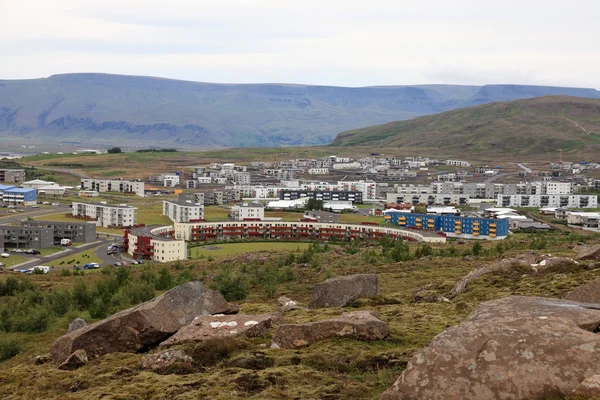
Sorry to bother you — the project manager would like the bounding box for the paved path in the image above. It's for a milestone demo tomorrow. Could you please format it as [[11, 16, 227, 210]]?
[[560, 117, 593, 136], [516, 163, 532, 173], [0, 205, 71, 224]]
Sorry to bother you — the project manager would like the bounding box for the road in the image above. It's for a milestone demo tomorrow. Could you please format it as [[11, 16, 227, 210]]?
[[0, 205, 71, 224], [516, 163, 532, 173], [483, 172, 518, 183], [29, 166, 90, 179]]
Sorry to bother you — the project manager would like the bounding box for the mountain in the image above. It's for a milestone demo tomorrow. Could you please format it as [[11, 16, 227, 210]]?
[[331, 96, 600, 155], [0, 73, 599, 148]]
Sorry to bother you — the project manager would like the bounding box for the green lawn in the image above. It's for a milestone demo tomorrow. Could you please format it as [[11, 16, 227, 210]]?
[[204, 206, 231, 221], [337, 214, 384, 224], [265, 211, 304, 221], [0, 255, 29, 268], [46, 247, 104, 268], [38, 247, 66, 257], [34, 213, 124, 234], [189, 242, 310, 259]]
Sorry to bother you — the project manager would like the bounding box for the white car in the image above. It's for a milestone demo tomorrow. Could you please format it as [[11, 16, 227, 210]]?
[[0, 253, 9, 258], [51, 203, 59, 206]]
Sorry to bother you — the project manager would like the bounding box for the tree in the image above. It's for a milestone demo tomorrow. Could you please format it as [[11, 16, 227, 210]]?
[[107, 147, 122, 154], [305, 198, 324, 211], [472, 241, 483, 256]]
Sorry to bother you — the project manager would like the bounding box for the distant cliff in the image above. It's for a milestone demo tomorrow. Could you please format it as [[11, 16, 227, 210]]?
[[1, 73, 598, 147]]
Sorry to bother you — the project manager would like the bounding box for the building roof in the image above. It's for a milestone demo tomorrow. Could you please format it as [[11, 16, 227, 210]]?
[[24, 179, 55, 185], [0, 184, 16, 191], [129, 225, 173, 241], [4, 187, 37, 193], [73, 201, 136, 209], [38, 185, 66, 190]]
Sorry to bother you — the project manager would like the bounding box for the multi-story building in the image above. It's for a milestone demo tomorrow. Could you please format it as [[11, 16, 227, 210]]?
[[229, 203, 265, 220], [163, 200, 204, 223], [386, 212, 509, 239], [21, 220, 96, 243], [233, 172, 251, 185], [80, 179, 145, 197], [0, 169, 25, 183], [72, 202, 137, 228], [302, 181, 377, 201], [386, 192, 470, 206], [280, 190, 363, 204], [163, 174, 180, 187], [497, 194, 597, 209], [0, 225, 54, 249], [1, 187, 37, 206], [308, 168, 330, 175], [304, 210, 339, 223], [124, 225, 187, 263]]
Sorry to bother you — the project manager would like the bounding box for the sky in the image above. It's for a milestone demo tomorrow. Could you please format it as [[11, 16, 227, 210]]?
[[1, 0, 599, 88]]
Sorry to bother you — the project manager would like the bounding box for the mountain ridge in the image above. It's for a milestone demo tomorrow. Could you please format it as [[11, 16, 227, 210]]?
[[1, 73, 599, 147], [331, 95, 600, 155]]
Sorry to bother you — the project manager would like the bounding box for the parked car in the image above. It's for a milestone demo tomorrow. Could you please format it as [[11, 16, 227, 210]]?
[[83, 263, 100, 269], [23, 249, 40, 255], [42, 202, 50, 205], [0, 263, 5, 267], [27, 266, 50, 274], [131, 260, 139, 265], [113, 261, 122, 266], [60, 239, 72, 246], [51, 203, 59, 206], [0, 253, 9, 258], [31, 205, 39, 208]]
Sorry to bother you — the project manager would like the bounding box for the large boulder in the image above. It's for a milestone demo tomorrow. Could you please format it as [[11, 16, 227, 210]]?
[[564, 277, 600, 304], [160, 313, 281, 348], [309, 274, 378, 308], [576, 244, 600, 261], [271, 310, 389, 349], [51, 281, 238, 365], [572, 375, 600, 398], [140, 349, 195, 374], [67, 318, 86, 332], [58, 349, 88, 370], [381, 296, 600, 400]]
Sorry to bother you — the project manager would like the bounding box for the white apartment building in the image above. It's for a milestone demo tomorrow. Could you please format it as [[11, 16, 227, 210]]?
[[302, 181, 378, 201], [81, 179, 145, 197], [387, 192, 470, 206], [308, 168, 330, 175], [72, 202, 137, 227], [233, 172, 251, 185], [446, 160, 471, 167], [332, 162, 361, 170], [163, 174, 180, 187], [197, 177, 212, 184], [163, 200, 205, 223], [497, 194, 597, 209], [544, 182, 572, 195], [229, 203, 265, 220]]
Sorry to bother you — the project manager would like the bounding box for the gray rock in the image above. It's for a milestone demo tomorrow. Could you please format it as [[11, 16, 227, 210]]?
[[572, 375, 600, 398], [309, 274, 378, 308], [576, 244, 600, 261], [51, 281, 238, 365], [140, 349, 195, 374], [58, 349, 88, 370], [278, 296, 304, 312], [564, 277, 600, 304], [160, 313, 281, 348], [67, 318, 86, 332], [272, 310, 389, 349], [382, 296, 600, 400]]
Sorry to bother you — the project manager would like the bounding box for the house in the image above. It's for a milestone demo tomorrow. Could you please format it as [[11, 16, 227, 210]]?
[[567, 212, 600, 228], [22, 179, 55, 189], [0, 169, 25, 183], [38, 184, 66, 196]]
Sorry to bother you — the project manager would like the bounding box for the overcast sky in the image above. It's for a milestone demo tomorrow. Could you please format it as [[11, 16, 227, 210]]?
[[1, 0, 599, 88]]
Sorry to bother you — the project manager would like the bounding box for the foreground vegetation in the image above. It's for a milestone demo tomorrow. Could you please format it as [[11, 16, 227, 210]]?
[[0, 229, 598, 399]]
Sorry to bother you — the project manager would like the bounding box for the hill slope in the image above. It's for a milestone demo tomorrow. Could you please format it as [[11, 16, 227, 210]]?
[[0, 73, 599, 147], [331, 96, 600, 154]]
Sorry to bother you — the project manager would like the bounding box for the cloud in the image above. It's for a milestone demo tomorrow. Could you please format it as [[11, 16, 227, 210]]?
[[0, 0, 598, 88]]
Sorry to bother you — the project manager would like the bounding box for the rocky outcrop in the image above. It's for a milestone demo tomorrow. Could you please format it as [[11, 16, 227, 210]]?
[[572, 375, 600, 398], [278, 296, 304, 312], [160, 313, 281, 348], [564, 277, 600, 304], [381, 296, 600, 400], [576, 244, 600, 261], [67, 318, 86, 332], [140, 350, 195, 374], [58, 349, 88, 370], [51, 281, 238, 365], [309, 274, 378, 308], [271, 310, 389, 349]]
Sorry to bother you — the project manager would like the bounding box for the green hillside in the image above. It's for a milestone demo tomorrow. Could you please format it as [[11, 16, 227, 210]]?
[[331, 96, 600, 154], [1, 73, 599, 148]]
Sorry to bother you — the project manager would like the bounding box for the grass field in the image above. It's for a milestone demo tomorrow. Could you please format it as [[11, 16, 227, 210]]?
[[47, 247, 104, 268], [189, 242, 310, 259], [0, 255, 29, 268], [136, 202, 172, 225], [338, 214, 384, 224], [204, 206, 231, 221]]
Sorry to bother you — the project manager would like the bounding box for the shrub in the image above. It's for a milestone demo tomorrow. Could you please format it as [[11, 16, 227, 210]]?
[[0, 339, 21, 362], [211, 268, 249, 301], [13, 308, 49, 333], [89, 298, 109, 319], [72, 279, 92, 310], [155, 267, 174, 291], [387, 241, 412, 262], [59, 269, 72, 277], [362, 249, 379, 264], [47, 289, 72, 317], [472, 241, 483, 256]]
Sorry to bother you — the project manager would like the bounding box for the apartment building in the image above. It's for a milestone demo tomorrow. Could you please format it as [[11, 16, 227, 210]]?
[[0, 225, 54, 249], [163, 174, 180, 187], [229, 203, 265, 220], [387, 192, 470, 206], [304, 211, 339, 223], [124, 225, 187, 263], [386, 212, 509, 239], [21, 220, 97, 243], [280, 190, 363, 203], [80, 179, 145, 197], [1, 187, 37, 206], [0, 169, 25, 183], [233, 172, 251, 185], [72, 202, 137, 228], [308, 168, 330, 175], [163, 200, 204, 223], [497, 194, 597, 209], [302, 181, 377, 201]]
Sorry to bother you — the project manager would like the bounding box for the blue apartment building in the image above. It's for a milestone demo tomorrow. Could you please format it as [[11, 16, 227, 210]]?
[[1, 187, 38, 206], [385, 212, 509, 239]]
